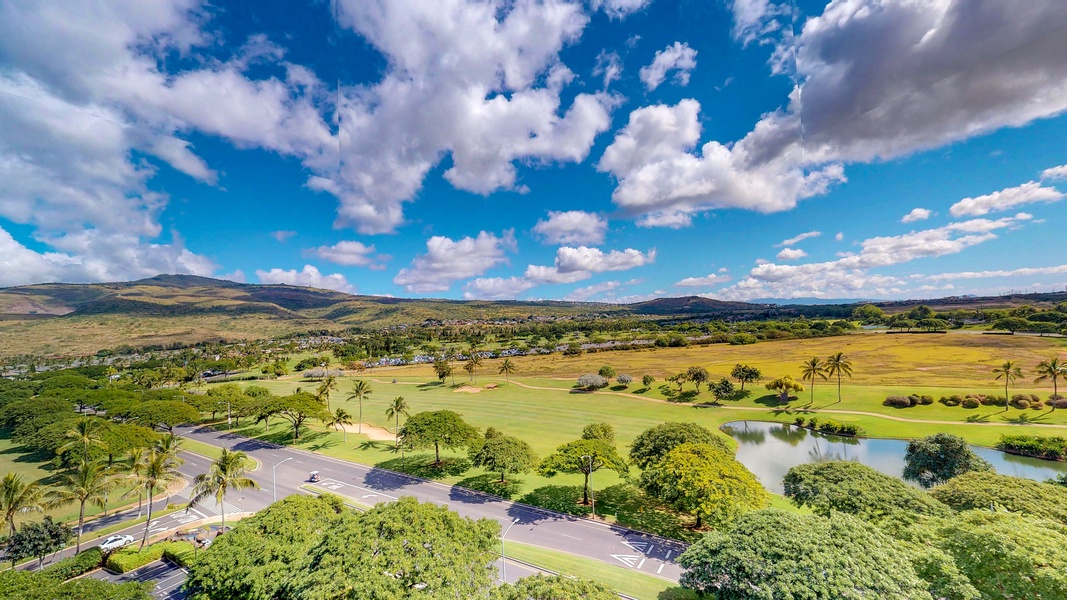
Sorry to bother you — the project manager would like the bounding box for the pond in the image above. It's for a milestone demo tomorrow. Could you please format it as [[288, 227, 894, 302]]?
[[722, 420, 1067, 494]]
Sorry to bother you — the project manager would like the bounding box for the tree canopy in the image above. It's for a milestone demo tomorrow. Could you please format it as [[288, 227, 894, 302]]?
[[902, 433, 992, 488], [930, 470, 1067, 524], [400, 410, 479, 465], [469, 429, 538, 483], [783, 461, 952, 522], [539, 437, 628, 505], [131, 400, 200, 433], [489, 574, 617, 600], [629, 422, 731, 469], [0, 570, 151, 600]]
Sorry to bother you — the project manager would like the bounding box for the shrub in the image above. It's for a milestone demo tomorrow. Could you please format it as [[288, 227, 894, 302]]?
[[575, 374, 608, 390], [818, 420, 861, 436], [1011, 398, 1031, 409], [641, 374, 655, 387], [39, 547, 102, 581], [1055, 399, 1067, 410], [939, 395, 962, 407], [883, 396, 912, 408], [106, 545, 165, 573], [161, 541, 197, 567], [794, 417, 806, 427], [961, 398, 980, 409], [1051, 394, 1065, 402], [616, 374, 633, 386], [807, 417, 819, 429], [918, 395, 934, 405], [997, 434, 1067, 460], [1031, 401, 1045, 410], [597, 366, 616, 379]]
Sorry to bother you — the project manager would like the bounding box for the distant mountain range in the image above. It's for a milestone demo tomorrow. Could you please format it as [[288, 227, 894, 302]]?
[[0, 274, 1064, 357]]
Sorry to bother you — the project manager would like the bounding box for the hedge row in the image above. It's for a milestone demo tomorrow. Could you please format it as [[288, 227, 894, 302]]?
[[997, 434, 1067, 461], [935, 393, 1064, 410], [161, 541, 197, 567], [105, 541, 195, 573], [39, 547, 102, 581], [793, 417, 862, 436], [883, 394, 934, 408]]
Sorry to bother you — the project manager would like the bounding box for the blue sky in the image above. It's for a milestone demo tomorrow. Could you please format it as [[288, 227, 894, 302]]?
[[1, 0, 1066, 302]]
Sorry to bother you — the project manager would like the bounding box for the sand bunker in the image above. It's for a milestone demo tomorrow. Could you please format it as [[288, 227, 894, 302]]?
[[337, 422, 395, 441], [453, 385, 483, 393]]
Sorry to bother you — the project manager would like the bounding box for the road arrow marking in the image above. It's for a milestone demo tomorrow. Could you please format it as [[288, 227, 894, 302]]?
[[611, 554, 640, 568], [622, 541, 650, 553]]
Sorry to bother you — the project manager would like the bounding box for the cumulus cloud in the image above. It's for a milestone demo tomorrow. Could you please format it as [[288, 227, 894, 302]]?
[[590, 0, 652, 18], [605, 1, 1067, 228], [1042, 164, 1067, 180], [593, 50, 623, 89], [729, 0, 793, 45], [255, 265, 356, 293], [393, 230, 516, 293], [271, 231, 297, 243], [926, 264, 1067, 281], [949, 182, 1064, 217], [553, 246, 656, 273], [533, 211, 608, 245], [330, 0, 616, 234], [775, 248, 807, 261], [310, 241, 387, 269], [462, 276, 536, 300], [715, 214, 1031, 300], [776, 231, 821, 247], [564, 280, 621, 301], [834, 232, 844, 241], [675, 273, 731, 288], [901, 208, 932, 223], [639, 42, 697, 91]]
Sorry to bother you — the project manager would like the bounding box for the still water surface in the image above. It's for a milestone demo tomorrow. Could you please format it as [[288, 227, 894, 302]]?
[[723, 420, 1067, 494]]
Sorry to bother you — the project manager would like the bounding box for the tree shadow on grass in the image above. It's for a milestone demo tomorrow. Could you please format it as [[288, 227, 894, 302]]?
[[453, 474, 523, 501], [374, 454, 472, 479], [1001, 413, 1049, 425], [965, 413, 992, 423], [515, 485, 591, 519], [754, 394, 790, 408], [307, 437, 340, 452], [658, 587, 699, 600], [417, 381, 445, 388]]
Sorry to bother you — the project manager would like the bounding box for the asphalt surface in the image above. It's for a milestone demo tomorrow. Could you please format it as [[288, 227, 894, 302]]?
[[90, 559, 190, 599], [174, 424, 687, 582]]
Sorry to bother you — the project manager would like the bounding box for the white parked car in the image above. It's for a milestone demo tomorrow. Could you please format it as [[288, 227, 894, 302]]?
[[99, 535, 135, 552]]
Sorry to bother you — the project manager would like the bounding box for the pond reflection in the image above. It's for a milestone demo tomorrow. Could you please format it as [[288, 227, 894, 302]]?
[[724, 420, 1067, 494]]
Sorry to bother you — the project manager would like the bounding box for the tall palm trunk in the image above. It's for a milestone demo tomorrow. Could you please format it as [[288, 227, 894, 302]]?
[[140, 484, 153, 550], [76, 502, 85, 553]]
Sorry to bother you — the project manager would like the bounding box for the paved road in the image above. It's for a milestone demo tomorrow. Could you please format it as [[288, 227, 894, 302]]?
[[174, 424, 687, 582], [90, 559, 190, 599]]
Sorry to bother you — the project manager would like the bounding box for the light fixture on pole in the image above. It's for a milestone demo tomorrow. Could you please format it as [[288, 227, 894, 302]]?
[[272, 457, 293, 503], [500, 518, 519, 583]]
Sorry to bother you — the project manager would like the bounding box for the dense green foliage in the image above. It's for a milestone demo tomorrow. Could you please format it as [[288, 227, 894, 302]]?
[[997, 434, 1067, 460], [538, 436, 629, 505], [105, 541, 193, 573], [400, 410, 480, 465], [489, 574, 617, 600], [4, 516, 71, 567], [628, 422, 730, 469], [0, 570, 151, 600], [38, 547, 103, 581], [903, 433, 993, 488], [930, 470, 1067, 524], [783, 461, 952, 522], [468, 428, 538, 482], [678, 509, 931, 599]]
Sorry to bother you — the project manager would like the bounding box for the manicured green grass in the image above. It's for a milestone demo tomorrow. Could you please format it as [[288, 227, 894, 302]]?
[[505, 541, 696, 600]]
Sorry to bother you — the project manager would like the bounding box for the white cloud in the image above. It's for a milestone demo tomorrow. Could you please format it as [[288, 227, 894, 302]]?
[[729, 0, 793, 45], [564, 280, 621, 302], [590, 0, 652, 18], [639, 42, 697, 91], [605, 1, 1067, 229], [255, 265, 356, 293], [901, 208, 932, 223], [715, 215, 1030, 300], [926, 264, 1067, 281], [775, 248, 808, 261], [393, 230, 516, 293], [330, 0, 615, 234], [949, 182, 1064, 217], [462, 276, 536, 300], [593, 50, 623, 89], [834, 232, 844, 241], [533, 211, 608, 245], [776, 231, 821, 247], [1042, 164, 1067, 180], [310, 241, 387, 269], [271, 231, 297, 243], [553, 246, 656, 273], [675, 273, 731, 288]]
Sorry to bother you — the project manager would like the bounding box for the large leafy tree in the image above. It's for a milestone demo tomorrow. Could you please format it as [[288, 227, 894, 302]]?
[[46, 460, 115, 553], [469, 428, 538, 482], [685, 366, 710, 393], [783, 461, 951, 523], [185, 495, 345, 600], [903, 433, 992, 488], [677, 509, 930, 599], [824, 352, 853, 404], [539, 437, 628, 506], [992, 360, 1023, 401], [640, 443, 766, 528], [764, 376, 803, 403], [4, 516, 72, 569], [930, 471, 1067, 524], [260, 392, 329, 443], [346, 379, 372, 434], [629, 422, 730, 470], [285, 497, 499, 598], [0, 473, 43, 536], [800, 357, 828, 404], [188, 449, 259, 531], [1036, 356, 1066, 399], [0, 570, 151, 599], [130, 400, 200, 434], [400, 410, 479, 466], [730, 364, 762, 391], [490, 575, 617, 600]]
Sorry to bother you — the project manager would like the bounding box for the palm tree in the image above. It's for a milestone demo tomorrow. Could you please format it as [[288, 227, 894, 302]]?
[[0, 473, 44, 536], [445, 348, 458, 386], [128, 448, 184, 549], [993, 360, 1023, 402], [800, 357, 828, 405], [385, 397, 410, 449], [465, 354, 483, 383], [325, 408, 355, 443], [824, 353, 854, 405], [346, 380, 372, 434], [187, 449, 259, 532], [154, 434, 185, 505], [498, 358, 516, 383], [47, 461, 114, 553], [316, 375, 339, 411], [1035, 357, 1067, 404], [56, 417, 108, 464], [121, 447, 150, 518]]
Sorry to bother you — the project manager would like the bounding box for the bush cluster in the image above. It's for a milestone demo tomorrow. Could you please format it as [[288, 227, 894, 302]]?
[[882, 394, 933, 408], [575, 374, 609, 390], [938, 393, 1055, 410], [39, 547, 102, 581], [997, 434, 1067, 461], [105, 541, 193, 573], [793, 417, 861, 436]]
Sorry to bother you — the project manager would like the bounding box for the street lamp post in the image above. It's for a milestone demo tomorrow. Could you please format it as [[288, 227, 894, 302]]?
[[218, 401, 231, 428], [500, 518, 519, 584], [272, 457, 293, 503], [581, 454, 595, 519]]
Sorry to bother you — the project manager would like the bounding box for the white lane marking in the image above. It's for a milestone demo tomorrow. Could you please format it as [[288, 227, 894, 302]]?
[[561, 533, 581, 540], [664, 550, 673, 560], [611, 554, 640, 568], [622, 541, 650, 553], [637, 557, 646, 570], [657, 563, 665, 574]]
